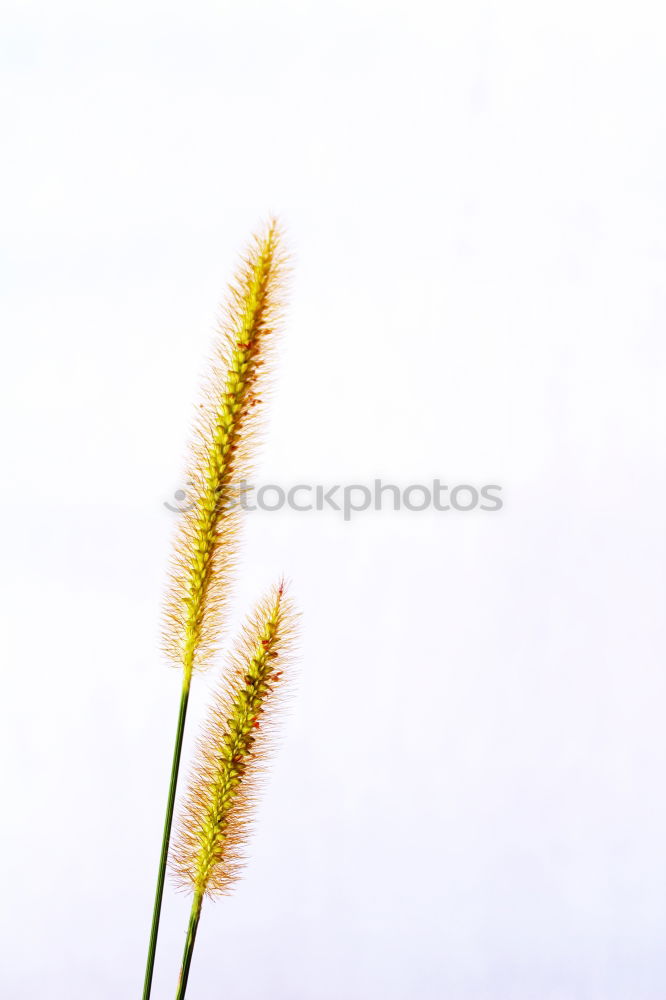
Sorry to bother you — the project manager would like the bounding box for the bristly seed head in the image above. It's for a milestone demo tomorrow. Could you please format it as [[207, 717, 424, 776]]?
[[163, 220, 288, 678], [170, 581, 298, 898]]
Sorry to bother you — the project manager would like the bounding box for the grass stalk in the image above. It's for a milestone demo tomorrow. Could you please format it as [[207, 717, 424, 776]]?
[[142, 675, 191, 1000], [174, 890, 204, 1000], [141, 220, 286, 997]]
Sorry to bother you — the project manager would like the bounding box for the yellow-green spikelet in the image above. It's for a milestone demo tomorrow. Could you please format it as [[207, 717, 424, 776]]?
[[171, 582, 297, 897], [164, 221, 287, 678]]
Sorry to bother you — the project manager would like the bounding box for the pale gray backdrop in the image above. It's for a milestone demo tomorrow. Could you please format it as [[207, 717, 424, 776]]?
[[1, 1, 665, 998]]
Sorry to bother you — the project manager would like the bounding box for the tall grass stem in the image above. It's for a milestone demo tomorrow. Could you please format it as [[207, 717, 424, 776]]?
[[175, 890, 203, 1000], [142, 676, 191, 1000]]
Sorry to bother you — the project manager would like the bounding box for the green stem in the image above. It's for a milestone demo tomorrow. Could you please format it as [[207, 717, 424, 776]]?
[[142, 674, 192, 1000], [175, 890, 204, 1000]]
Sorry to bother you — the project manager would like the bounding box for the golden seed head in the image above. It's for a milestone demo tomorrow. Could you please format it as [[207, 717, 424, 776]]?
[[170, 581, 298, 897], [163, 220, 288, 676]]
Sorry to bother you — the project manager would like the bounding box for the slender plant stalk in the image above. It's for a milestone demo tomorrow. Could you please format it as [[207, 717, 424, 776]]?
[[142, 221, 287, 999], [175, 890, 203, 1000], [142, 678, 191, 1000], [170, 582, 297, 996]]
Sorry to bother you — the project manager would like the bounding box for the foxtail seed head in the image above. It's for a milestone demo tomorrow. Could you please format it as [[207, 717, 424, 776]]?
[[170, 581, 297, 898], [163, 221, 287, 677]]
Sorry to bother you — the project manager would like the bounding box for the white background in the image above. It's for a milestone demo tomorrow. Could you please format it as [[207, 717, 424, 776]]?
[[2, 2, 665, 998]]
